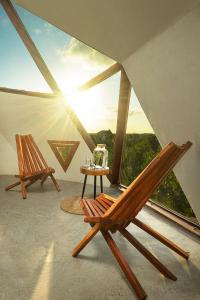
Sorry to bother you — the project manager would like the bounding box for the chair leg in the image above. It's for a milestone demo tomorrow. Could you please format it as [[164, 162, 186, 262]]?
[[20, 180, 27, 199], [81, 175, 87, 198], [101, 230, 147, 300], [94, 176, 96, 199], [72, 224, 100, 257], [50, 174, 60, 192], [100, 176, 103, 193], [5, 178, 27, 199], [132, 218, 189, 259], [120, 228, 177, 281], [5, 180, 21, 191], [40, 174, 48, 186]]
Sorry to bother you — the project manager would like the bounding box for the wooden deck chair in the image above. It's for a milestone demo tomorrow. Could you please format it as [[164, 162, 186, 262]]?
[[72, 141, 192, 300], [5, 134, 60, 199]]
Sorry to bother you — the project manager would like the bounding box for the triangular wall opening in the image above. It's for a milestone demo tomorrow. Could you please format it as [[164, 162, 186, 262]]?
[[120, 88, 196, 221], [48, 140, 80, 172], [15, 4, 115, 94], [0, 5, 51, 92]]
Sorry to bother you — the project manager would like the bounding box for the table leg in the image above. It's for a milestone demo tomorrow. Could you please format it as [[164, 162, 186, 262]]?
[[81, 175, 87, 198], [94, 176, 97, 199], [100, 176, 103, 193]]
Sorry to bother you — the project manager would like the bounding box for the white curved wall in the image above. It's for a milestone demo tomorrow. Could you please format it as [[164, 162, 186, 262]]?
[[123, 4, 200, 221], [0, 92, 109, 186]]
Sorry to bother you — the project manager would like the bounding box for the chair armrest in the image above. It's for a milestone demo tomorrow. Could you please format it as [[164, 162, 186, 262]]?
[[84, 216, 112, 224], [99, 193, 117, 203]]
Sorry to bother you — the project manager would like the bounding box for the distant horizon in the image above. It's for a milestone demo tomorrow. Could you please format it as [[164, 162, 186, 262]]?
[[89, 129, 155, 135]]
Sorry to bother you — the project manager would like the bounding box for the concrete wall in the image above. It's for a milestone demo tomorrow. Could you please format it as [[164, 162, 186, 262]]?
[[123, 4, 200, 221], [0, 92, 109, 186]]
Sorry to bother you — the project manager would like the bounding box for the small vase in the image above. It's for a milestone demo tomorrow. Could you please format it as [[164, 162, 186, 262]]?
[[93, 144, 108, 168]]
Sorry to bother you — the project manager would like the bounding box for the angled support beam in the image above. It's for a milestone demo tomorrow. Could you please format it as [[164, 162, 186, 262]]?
[[0, 0, 61, 94], [78, 63, 121, 91], [0, 87, 56, 99], [111, 68, 131, 184], [0, 0, 117, 179], [64, 100, 95, 152], [0, 0, 96, 157]]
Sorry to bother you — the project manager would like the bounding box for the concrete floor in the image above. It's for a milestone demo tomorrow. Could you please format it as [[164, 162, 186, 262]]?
[[0, 175, 200, 300]]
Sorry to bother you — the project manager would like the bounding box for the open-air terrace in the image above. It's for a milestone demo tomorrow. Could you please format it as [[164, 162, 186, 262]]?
[[1, 176, 200, 300], [1, 0, 200, 299]]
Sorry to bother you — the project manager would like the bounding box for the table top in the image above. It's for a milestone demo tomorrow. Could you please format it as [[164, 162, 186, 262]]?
[[80, 166, 110, 176]]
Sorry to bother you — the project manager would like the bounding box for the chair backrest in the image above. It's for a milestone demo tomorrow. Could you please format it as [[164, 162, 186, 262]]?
[[15, 134, 48, 177], [104, 141, 192, 227]]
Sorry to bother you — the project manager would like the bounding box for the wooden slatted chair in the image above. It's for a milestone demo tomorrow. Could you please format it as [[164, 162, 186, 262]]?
[[72, 141, 192, 300], [5, 134, 60, 199]]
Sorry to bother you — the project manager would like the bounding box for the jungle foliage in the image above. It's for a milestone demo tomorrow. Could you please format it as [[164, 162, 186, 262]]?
[[91, 130, 195, 218]]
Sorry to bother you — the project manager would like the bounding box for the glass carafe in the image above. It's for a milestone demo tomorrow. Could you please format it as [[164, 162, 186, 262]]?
[[93, 144, 108, 168]]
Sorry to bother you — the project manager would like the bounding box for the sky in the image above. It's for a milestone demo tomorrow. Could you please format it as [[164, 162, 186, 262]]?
[[0, 3, 154, 134]]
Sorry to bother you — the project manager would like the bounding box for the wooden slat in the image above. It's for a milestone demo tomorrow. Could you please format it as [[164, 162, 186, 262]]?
[[92, 199, 107, 213], [112, 68, 131, 184], [100, 197, 113, 206], [23, 136, 35, 174], [91, 201, 104, 216], [85, 199, 100, 217], [0, 0, 61, 94], [100, 193, 116, 203], [96, 197, 110, 209], [25, 135, 40, 173], [78, 63, 121, 91], [27, 135, 44, 171], [29, 135, 48, 169], [21, 137, 31, 175], [24, 135, 37, 174], [82, 199, 94, 216], [15, 134, 24, 176]]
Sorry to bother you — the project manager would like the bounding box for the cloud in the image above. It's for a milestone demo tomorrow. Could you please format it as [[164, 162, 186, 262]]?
[[106, 105, 118, 113], [56, 38, 114, 67], [43, 22, 54, 34], [128, 109, 143, 116], [33, 28, 42, 35], [105, 106, 143, 117]]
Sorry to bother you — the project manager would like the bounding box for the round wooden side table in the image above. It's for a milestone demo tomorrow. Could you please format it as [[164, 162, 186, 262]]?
[[80, 166, 110, 199]]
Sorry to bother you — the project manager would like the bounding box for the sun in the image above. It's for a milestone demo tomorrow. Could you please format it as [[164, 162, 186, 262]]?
[[65, 85, 105, 132]]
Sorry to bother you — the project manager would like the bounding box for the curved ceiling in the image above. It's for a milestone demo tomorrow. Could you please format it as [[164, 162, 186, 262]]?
[[15, 0, 200, 62]]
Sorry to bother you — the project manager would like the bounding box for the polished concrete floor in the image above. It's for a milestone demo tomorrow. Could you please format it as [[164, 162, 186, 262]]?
[[0, 175, 200, 300]]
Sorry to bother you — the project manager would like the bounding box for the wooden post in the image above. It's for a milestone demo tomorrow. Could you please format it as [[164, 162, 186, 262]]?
[[111, 68, 131, 184]]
